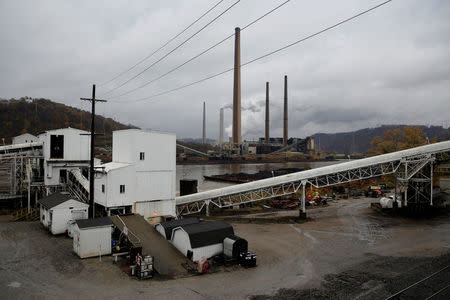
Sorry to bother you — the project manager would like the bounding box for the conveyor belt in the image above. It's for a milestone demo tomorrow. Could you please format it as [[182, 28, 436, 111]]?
[[176, 141, 450, 214], [110, 215, 195, 277]]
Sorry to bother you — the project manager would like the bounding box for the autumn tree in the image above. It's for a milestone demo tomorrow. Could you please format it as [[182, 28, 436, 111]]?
[[369, 126, 430, 156]]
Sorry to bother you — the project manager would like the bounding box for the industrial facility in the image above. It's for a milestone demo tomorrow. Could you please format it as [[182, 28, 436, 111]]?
[[0, 126, 257, 279]]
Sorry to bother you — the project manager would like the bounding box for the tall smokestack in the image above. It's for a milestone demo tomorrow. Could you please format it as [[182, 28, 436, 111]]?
[[219, 108, 224, 146], [232, 27, 241, 145], [202, 101, 206, 144], [283, 75, 288, 146], [265, 82, 270, 143]]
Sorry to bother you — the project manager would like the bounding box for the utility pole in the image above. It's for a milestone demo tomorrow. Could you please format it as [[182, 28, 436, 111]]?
[[81, 84, 107, 219]]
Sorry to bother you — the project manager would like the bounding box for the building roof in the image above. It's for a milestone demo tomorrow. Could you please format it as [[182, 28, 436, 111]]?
[[76, 217, 113, 229], [13, 133, 37, 139], [156, 218, 200, 240], [175, 220, 234, 248], [114, 128, 176, 136], [95, 162, 132, 173], [38, 127, 90, 136], [38, 192, 77, 209]]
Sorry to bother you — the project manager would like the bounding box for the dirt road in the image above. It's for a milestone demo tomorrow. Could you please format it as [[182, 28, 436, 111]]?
[[1, 197, 449, 299]]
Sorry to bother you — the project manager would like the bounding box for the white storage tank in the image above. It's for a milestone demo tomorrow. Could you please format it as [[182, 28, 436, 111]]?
[[380, 195, 401, 208], [73, 217, 114, 258]]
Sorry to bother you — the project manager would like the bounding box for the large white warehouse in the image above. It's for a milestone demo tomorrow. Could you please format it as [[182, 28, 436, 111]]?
[[94, 129, 176, 218]]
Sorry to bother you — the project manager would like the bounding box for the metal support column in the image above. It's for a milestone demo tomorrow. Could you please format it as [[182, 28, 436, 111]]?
[[430, 162, 434, 206], [27, 159, 31, 213], [205, 200, 210, 216], [301, 181, 306, 213]]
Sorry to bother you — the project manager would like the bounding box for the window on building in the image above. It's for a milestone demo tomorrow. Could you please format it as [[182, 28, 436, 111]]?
[[102, 184, 105, 193], [140, 152, 145, 160], [120, 185, 125, 194], [50, 135, 64, 159], [59, 169, 67, 183]]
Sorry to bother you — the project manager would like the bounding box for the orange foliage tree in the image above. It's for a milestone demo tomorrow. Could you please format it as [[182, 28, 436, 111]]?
[[368, 126, 433, 156]]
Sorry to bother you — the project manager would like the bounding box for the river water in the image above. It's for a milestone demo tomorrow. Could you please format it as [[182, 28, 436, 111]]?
[[176, 161, 342, 195]]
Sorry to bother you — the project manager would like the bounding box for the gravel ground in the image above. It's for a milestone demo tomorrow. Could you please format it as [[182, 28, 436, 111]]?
[[1, 197, 449, 300], [251, 253, 450, 299]]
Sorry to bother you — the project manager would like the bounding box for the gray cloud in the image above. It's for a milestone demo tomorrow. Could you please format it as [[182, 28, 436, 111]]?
[[1, 0, 449, 140]]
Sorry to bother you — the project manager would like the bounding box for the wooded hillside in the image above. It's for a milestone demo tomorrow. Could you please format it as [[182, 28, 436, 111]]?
[[313, 125, 450, 154], [0, 97, 137, 145]]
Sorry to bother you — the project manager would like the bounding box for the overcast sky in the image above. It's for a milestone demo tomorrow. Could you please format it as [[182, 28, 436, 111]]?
[[1, 0, 449, 140]]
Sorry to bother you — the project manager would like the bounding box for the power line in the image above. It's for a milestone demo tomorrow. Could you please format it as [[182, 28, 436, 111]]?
[[102, 0, 240, 96], [110, 0, 291, 99], [114, 0, 393, 104], [99, 0, 226, 87]]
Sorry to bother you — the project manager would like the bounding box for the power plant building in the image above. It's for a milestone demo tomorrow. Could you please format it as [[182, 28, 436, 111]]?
[[249, 136, 315, 154]]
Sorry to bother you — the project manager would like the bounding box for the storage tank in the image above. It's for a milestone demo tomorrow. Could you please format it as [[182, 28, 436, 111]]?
[[380, 197, 394, 208]]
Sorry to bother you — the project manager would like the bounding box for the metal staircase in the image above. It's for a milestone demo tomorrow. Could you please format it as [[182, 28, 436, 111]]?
[[67, 169, 89, 204]]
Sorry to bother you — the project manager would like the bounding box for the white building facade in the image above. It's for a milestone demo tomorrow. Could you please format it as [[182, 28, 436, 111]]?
[[12, 133, 39, 144], [38, 128, 91, 187], [94, 129, 176, 218]]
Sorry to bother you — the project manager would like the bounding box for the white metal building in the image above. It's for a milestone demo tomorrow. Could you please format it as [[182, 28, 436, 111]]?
[[171, 220, 234, 261], [38, 127, 91, 187], [12, 133, 39, 144], [94, 129, 176, 217], [72, 217, 114, 258], [38, 192, 89, 235]]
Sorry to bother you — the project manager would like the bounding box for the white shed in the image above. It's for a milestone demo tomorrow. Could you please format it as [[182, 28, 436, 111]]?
[[155, 218, 200, 240], [38, 192, 89, 235], [13, 133, 39, 144], [171, 221, 234, 262], [73, 217, 114, 258]]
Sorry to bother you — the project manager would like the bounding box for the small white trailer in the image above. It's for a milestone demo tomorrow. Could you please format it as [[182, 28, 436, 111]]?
[[73, 217, 114, 258]]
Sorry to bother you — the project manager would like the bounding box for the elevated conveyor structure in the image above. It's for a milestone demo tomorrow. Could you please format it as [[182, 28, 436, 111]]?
[[67, 169, 89, 204], [176, 143, 208, 157], [0, 142, 43, 156], [176, 141, 450, 215], [110, 214, 195, 277]]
